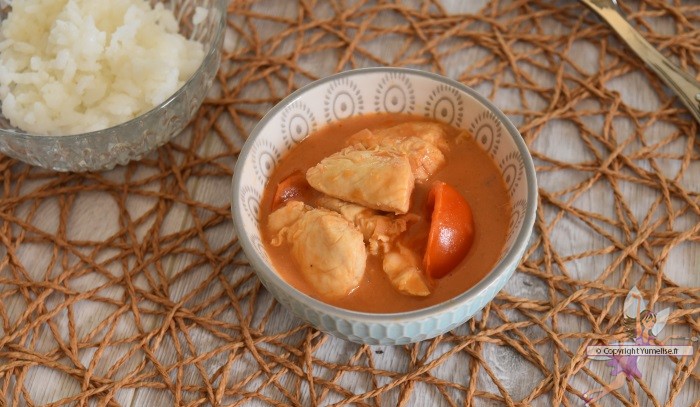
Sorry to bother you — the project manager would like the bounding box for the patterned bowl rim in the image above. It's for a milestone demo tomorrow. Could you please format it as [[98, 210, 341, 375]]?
[[232, 67, 538, 322], [0, 0, 228, 141]]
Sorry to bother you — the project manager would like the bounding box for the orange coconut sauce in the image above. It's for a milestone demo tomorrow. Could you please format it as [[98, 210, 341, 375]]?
[[259, 113, 511, 313]]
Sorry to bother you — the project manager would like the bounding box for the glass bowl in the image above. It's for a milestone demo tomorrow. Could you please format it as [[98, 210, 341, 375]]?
[[0, 0, 227, 172]]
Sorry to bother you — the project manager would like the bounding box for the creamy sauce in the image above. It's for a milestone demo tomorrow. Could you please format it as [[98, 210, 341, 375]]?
[[260, 113, 511, 313]]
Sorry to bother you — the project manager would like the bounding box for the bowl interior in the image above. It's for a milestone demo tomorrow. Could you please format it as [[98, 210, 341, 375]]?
[[234, 68, 532, 310]]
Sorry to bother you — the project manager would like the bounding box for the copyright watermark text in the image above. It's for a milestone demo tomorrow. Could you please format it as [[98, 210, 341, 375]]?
[[587, 345, 693, 357]]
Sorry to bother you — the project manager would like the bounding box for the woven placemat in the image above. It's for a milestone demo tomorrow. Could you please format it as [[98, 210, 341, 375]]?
[[1, 1, 699, 406]]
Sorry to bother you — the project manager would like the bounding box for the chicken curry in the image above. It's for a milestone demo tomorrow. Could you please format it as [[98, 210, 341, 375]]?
[[259, 113, 511, 313]]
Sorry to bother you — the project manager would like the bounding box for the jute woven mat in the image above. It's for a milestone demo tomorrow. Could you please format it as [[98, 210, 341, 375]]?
[[1, 1, 699, 405]]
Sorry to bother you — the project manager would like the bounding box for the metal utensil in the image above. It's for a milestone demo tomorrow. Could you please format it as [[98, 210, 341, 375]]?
[[579, 0, 700, 124]]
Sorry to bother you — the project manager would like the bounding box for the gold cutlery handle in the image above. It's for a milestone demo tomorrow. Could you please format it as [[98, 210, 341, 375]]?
[[581, 0, 700, 124]]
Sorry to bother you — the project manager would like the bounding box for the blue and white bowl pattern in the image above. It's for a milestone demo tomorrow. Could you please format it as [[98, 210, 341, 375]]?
[[232, 68, 537, 345], [374, 72, 416, 114]]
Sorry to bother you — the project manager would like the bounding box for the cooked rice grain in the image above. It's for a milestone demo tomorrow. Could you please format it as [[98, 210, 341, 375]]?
[[0, 0, 205, 135]]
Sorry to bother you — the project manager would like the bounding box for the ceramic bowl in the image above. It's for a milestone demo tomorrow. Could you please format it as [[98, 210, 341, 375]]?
[[0, 0, 227, 172], [231, 67, 537, 345]]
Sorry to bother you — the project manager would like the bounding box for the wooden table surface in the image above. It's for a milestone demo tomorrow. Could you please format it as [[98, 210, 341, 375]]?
[[2, 1, 699, 406]]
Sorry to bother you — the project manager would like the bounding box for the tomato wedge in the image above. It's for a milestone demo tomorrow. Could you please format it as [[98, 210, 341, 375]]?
[[271, 171, 314, 210], [423, 181, 475, 279]]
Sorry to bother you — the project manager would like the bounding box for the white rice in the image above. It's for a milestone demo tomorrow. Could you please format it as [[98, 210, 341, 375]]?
[[0, 0, 206, 135]]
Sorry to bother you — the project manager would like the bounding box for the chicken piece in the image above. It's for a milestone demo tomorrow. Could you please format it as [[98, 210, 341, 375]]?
[[348, 123, 445, 181], [382, 244, 431, 297], [268, 201, 367, 298], [306, 146, 414, 214], [317, 196, 429, 297], [317, 196, 417, 255], [375, 121, 450, 152], [268, 199, 307, 233]]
